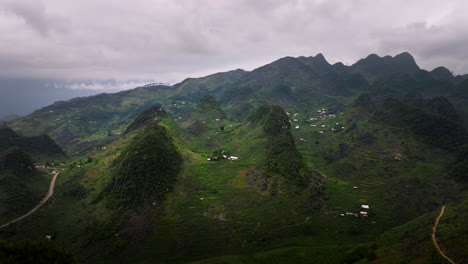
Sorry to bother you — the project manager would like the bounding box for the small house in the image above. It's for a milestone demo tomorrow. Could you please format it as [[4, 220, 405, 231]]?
[[361, 205, 369, 210]]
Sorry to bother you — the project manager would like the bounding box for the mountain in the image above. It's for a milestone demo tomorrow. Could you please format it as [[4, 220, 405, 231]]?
[[0, 148, 49, 223], [350, 52, 420, 78], [1, 52, 467, 263], [105, 121, 183, 209], [431, 66, 454, 81], [0, 127, 68, 163], [297, 53, 335, 75]]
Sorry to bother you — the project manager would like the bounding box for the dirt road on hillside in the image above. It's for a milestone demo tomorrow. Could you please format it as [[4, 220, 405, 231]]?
[[0, 171, 60, 229], [431, 205, 456, 264]]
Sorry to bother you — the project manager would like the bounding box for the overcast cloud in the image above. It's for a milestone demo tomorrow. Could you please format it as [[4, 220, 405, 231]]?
[[1, 0, 468, 86]]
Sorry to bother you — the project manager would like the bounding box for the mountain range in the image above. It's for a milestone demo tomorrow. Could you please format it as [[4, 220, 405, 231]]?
[[0, 52, 466, 264]]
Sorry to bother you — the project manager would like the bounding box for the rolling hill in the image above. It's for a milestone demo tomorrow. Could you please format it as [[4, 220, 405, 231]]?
[[1, 52, 467, 263]]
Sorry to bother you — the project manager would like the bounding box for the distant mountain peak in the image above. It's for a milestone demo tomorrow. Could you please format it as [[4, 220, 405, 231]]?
[[393, 52, 418, 66], [430, 66, 453, 80], [366, 53, 380, 60], [352, 52, 420, 77], [394, 51, 414, 59], [314, 53, 328, 64]]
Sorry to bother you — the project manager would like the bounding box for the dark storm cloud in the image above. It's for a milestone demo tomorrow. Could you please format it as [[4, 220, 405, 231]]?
[[0, 0, 467, 86]]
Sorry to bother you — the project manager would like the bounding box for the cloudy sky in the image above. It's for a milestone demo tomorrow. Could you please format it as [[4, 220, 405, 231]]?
[[1, 0, 468, 87]]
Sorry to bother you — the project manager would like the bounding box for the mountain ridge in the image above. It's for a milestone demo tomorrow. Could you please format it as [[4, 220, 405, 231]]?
[[1, 52, 467, 264]]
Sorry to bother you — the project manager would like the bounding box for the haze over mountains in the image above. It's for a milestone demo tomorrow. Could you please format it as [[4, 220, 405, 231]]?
[[0, 79, 149, 117], [0, 51, 466, 263]]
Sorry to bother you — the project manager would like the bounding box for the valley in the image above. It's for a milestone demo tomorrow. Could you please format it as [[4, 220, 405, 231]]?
[[0, 52, 466, 264]]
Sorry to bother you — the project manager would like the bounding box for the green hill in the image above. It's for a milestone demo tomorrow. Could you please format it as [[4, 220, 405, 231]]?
[[1, 52, 467, 263], [0, 148, 50, 223], [375, 195, 467, 264], [0, 127, 67, 163], [105, 122, 182, 209]]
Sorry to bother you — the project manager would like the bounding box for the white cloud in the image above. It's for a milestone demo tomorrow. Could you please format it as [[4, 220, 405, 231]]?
[[54, 80, 155, 91]]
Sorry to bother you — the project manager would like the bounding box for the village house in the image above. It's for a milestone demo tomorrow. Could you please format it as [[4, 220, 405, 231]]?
[[228, 156, 238, 161], [394, 152, 402, 160]]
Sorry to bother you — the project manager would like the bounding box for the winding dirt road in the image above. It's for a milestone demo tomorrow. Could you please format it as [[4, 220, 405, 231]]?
[[431, 205, 456, 264], [0, 171, 60, 229]]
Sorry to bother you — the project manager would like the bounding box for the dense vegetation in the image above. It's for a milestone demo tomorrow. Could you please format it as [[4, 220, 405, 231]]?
[[0, 127, 67, 163], [125, 105, 167, 134], [376, 99, 467, 150], [2, 52, 467, 263], [0, 148, 48, 223], [250, 105, 311, 185], [105, 122, 182, 209]]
